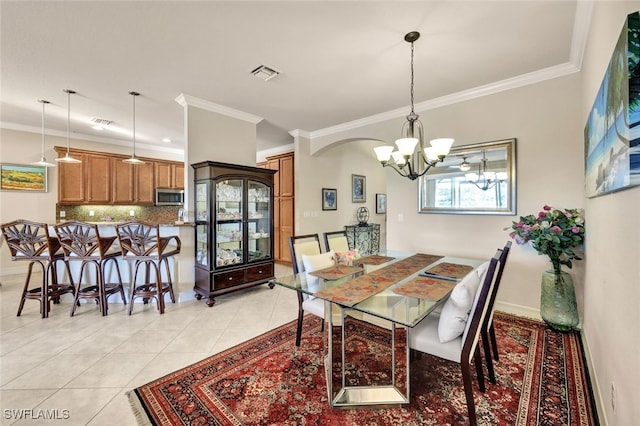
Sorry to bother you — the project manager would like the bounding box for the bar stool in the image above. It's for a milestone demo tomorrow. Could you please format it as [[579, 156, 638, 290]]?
[[1, 219, 76, 318], [54, 221, 126, 316], [115, 221, 181, 315]]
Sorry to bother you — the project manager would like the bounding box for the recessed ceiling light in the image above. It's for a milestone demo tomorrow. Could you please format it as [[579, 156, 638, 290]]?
[[251, 65, 280, 82], [162, 138, 172, 143]]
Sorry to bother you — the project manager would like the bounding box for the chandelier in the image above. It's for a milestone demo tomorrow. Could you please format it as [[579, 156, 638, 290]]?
[[464, 150, 508, 191], [373, 31, 454, 181]]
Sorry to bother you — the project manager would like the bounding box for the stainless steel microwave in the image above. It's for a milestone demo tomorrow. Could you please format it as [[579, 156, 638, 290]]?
[[155, 188, 184, 206]]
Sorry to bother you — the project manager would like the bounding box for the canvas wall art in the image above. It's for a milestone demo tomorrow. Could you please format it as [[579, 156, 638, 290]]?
[[584, 11, 640, 198]]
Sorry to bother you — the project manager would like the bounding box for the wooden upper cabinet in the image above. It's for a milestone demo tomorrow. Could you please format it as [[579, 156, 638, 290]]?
[[56, 146, 182, 205], [112, 160, 154, 205], [155, 161, 185, 189], [136, 162, 155, 204], [86, 154, 112, 204], [57, 151, 86, 204], [279, 155, 294, 197]]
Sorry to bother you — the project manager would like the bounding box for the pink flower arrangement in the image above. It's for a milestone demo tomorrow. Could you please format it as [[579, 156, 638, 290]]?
[[507, 205, 585, 275]]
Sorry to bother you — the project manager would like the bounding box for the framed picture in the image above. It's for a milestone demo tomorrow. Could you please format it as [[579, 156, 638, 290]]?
[[0, 163, 48, 192], [351, 174, 366, 203], [584, 11, 640, 198], [376, 193, 387, 214], [322, 188, 337, 210]]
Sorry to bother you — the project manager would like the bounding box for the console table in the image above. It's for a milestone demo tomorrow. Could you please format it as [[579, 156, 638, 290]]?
[[345, 223, 380, 255]]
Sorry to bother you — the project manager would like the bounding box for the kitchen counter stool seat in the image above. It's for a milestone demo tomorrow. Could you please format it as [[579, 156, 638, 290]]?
[[116, 221, 181, 315], [1, 219, 75, 318], [54, 221, 126, 316]]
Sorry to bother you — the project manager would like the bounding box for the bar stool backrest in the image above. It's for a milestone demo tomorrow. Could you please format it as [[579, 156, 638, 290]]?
[[1, 219, 57, 260], [54, 221, 115, 259], [116, 221, 162, 260]]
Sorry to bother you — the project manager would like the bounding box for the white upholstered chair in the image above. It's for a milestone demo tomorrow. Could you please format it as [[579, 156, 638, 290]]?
[[322, 230, 350, 253], [288, 234, 331, 346], [409, 250, 501, 426]]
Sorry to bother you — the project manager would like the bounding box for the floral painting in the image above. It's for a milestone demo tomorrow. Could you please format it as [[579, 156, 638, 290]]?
[[584, 11, 640, 198]]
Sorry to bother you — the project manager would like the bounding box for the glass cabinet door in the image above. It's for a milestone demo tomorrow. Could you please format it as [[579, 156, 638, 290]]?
[[215, 179, 244, 267], [247, 180, 271, 262], [195, 182, 209, 267]]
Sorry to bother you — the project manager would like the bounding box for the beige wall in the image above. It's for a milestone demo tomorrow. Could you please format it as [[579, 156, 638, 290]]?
[[292, 135, 387, 249], [580, 3, 640, 425]]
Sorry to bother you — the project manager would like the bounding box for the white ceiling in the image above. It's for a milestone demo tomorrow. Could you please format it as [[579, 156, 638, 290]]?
[[1, 1, 586, 154]]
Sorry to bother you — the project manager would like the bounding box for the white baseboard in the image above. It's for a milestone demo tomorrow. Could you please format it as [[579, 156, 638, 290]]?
[[494, 301, 542, 321], [579, 329, 607, 425]]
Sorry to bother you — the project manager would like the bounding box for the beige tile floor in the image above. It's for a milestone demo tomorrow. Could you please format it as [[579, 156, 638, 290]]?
[[0, 264, 297, 425]]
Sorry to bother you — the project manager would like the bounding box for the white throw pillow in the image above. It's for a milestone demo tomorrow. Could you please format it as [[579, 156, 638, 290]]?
[[302, 250, 336, 272], [437, 262, 489, 343]]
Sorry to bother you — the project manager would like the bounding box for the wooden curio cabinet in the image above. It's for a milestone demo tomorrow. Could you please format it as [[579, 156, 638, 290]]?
[[192, 161, 276, 306]]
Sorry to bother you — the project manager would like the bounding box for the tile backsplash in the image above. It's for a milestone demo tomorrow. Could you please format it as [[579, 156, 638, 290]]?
[[56, 205, 182, 224]]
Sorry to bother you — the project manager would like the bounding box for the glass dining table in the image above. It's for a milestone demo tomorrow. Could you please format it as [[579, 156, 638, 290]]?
[[270, 250, 484, 408]]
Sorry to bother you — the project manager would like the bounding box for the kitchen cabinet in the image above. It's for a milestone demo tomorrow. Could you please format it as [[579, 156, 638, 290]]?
[[55, 146, 182, 205], [112, 160, 155, 205], [257, 152, 294, 264], [56, 148, 111, 204], [192, 161, 276, 306], [155, 161, 185, 189]]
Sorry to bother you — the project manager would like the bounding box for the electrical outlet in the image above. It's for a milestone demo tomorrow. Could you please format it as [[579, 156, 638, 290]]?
[[611, 382, 616, 412], [89, 210, 95, 217], [129, 210, 135, 217], [59, 211, 66, 218]]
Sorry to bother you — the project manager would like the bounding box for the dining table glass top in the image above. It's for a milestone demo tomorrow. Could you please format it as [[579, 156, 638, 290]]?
[[271, 250, 484, 328]]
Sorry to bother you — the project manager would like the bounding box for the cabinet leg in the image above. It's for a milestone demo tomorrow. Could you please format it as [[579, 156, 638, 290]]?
[[268, 282, 275, 289], [206, 296, 216, 307], [195, 293, 203, 300]]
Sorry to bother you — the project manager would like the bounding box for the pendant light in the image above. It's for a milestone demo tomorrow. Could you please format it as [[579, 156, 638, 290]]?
[[31, 100, 56, 167], [373, 31, 454, 180], [55, 89, 82, 164], [123, 91, 145, 164]]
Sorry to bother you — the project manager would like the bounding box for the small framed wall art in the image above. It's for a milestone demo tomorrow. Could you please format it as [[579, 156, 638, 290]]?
[[0, 163, 48, 192], [351, 174, 366, 203], [322, 188, 337, 210], [376, 193, 387, 214]]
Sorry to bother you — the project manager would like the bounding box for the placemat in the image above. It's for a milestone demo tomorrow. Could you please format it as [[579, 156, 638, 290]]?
[[353, 255, 396, 266], [421, 262, 474, 281], [313, 253, 443, 306], [392, 276, 455, 300], [308, 265, 363, 281]]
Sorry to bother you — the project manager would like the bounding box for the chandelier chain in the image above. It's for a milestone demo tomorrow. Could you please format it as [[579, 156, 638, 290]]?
[[410, 40, 415, 114]]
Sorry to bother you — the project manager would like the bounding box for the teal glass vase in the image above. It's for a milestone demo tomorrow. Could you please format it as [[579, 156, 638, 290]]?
[[540, 269, 579, 331]]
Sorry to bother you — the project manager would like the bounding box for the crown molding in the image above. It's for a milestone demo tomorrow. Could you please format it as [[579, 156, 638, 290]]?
[[256, 143, 295, 161], [288, 129, 311, 139], [569, 0, 595, 70], [1, 122, 185, 156], [175, 93, 263, 124], [305, 62, 581, 140]]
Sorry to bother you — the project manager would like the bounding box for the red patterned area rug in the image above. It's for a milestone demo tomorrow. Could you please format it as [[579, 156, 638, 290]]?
[[128, 312, 596, 425]]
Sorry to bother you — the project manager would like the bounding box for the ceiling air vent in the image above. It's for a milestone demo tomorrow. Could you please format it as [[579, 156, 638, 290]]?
[[251, 65, 280, 82]]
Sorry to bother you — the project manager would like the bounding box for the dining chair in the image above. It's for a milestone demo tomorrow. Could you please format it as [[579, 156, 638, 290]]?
[[288, 234, 332, 346], [409, 250, 501, 426], [322, 230, 350, 253], [481, 240, 512, 384], [54, 221, 126, 316], [1, 219, 76, 318], [116, 221, 181, 315]]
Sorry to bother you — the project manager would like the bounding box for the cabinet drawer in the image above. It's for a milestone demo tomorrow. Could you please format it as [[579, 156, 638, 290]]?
[[213, 270, 246, 290], [247, 263, 273, 282]]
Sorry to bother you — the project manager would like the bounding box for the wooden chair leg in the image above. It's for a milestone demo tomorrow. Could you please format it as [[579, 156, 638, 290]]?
[[16, 262, 36, 317], [461, 362, 478, 426], [295, 291, 304, 347], [489, 323, 499, 361], [474, 347, 486, 392], [482, 331, 496, 384]]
